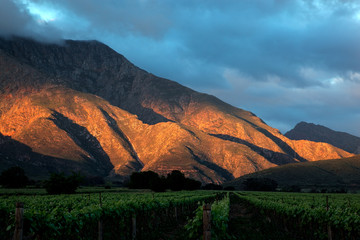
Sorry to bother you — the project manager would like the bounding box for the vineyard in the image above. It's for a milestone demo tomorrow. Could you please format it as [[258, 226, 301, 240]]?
[[234, 192, 360, 239], [0, 190, 227, 239], [1, 190, 360, 239]]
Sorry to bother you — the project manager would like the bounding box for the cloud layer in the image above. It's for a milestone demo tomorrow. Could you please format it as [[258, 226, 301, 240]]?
[[1, 0, 360, 135]]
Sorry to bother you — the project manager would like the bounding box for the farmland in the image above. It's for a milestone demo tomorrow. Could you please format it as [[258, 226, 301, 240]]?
[[1, 189, 360, 239]]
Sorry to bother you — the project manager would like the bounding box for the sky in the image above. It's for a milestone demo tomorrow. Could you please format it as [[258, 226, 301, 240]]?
[[1, 0, 360, 136]]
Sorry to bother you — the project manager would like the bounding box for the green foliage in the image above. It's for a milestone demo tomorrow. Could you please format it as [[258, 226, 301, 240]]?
[[0, 190, 218, 239], [185, 193, 230, 240], [184, 204, 203, 239], [211, 193, 231, 239], [44, 172, 83, 194], [0, 166, 28, 188], [234, 192, 360, 239]]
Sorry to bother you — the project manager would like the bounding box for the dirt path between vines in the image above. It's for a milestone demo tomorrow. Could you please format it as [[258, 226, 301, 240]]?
[[228, 195, 294, 240]]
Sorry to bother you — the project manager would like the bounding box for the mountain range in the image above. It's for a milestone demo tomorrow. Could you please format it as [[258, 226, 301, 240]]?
[[285, 122, 360, 154], [0, 37, 353, 184]]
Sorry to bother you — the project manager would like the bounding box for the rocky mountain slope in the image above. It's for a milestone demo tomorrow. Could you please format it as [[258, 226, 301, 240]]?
[[0, 37, 353, 183], [285, 122, 360, 154]]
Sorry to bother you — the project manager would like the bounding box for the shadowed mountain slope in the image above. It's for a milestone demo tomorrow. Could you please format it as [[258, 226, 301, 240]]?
[[0, 37, 353, 183], [285, 122, 360, 154], [224, 155, 360, 190]]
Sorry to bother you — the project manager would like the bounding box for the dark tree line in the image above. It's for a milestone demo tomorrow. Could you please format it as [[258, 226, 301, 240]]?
[[44, 172, 83, 194], [128, 170, 202, 192], [0, 166, 28, 188], [0, 166, 84, 194], [243, 178, 278, 191]]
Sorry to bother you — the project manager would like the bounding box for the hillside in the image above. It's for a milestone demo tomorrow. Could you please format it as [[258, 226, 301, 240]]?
[[0, 36, 353, 183], [224, 155, 360, 190], [285, 122, 360, 154]]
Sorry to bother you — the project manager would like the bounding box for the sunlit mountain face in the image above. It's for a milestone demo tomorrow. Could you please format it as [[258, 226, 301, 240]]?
[[0, 37, 353, 183]]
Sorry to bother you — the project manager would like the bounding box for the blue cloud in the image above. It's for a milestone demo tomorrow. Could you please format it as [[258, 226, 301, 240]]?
[[1, 0, 360, 136]]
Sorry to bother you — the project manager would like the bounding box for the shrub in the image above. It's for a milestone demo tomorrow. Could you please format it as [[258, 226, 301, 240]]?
[[203, 183, 223, 190], [128, 171, 162, 189], [243, 178, 278, 191], [184, 178, 202, 190], [167, 170, 186, 191], [44, 172, 83, 194], [0, 166, 28, 188]]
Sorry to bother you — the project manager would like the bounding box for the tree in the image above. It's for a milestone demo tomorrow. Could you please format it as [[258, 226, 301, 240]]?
[[0, 166, 28, 188], [44, 172, 83, 194], [224, 186, 235, 191], [203, 183, 223, 190], [243, 178, 278, 191], [167, 170, 186, 191], [150, 176, 167, 192], [184, 178, 202, 190], [129, 171, 161, 189]]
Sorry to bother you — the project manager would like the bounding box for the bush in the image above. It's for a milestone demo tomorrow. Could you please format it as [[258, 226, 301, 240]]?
[[129, 171, 162, 189], [167, 170, 186, 191], [81, 176, 105, 186], [283, 185, 301, 192], [184, 178, 202, 190], [150, 176, 167, 192], [243, 178, 278, 191], [224, 186, 235, 191], [203, 183, 223, 190], [0, 166, 28, 188], [128, 170, 201, 192], [44, 172, 83, 194]]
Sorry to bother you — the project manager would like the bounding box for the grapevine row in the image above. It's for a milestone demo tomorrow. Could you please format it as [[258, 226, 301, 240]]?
[[0, 191, 220, 239], [234, 192, 360, 239]]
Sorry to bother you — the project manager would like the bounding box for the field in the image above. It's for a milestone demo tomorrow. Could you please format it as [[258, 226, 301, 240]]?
[[233, 192, 360, 239], [1, 189, 360, 239], [1, 189, 224, 239]]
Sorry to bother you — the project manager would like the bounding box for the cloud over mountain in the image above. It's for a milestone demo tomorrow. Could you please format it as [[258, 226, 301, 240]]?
[[1, 0, 360, 135]]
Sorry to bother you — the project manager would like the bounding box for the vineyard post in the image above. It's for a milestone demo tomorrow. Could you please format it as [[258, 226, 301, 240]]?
[[326, 196, 329, 211], [13, 202, 24, 240], [174, 206, 178, 221], [326, 196, 332, 240], [99, 192, 102, 206], [98, 192, 103, 240], [132, 214, 136, 240], [203, 203, 211, 240]]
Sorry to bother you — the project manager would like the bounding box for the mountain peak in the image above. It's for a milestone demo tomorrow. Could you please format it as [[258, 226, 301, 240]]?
[[0, 38, 353, 183], [286, 122, 360, 154]]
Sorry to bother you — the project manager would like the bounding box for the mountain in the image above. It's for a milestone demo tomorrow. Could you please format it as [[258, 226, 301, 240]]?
[[0, 36, 353, 183], [224, 155, 360, 190], [285, 122, 360, 154]]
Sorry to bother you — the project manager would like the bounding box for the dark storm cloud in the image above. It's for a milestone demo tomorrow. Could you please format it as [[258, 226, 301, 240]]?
[[0, 0, 34, 36], [11, 0, 360, 86], [2, 0, 360, 135], [0, 0, 62, 41]]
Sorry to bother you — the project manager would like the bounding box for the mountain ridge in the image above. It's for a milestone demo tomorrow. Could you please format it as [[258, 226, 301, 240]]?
[[0, 36, 353, 183], [285, 121, 360, 154], [224, 155, 360, 190]]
